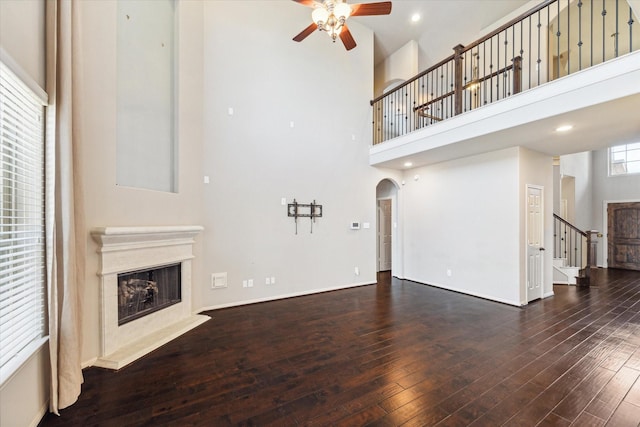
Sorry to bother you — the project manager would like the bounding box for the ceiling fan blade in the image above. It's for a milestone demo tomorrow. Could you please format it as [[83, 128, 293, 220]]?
[[340, 24, 357, 51], [350, 1, 392, 16], [292, 0, 317, 6], [293, 22, 318, 42]]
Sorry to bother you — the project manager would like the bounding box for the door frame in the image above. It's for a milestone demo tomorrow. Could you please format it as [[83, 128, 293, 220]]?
[[376, 178, 402, 278], [377, 198, 393, 272], [602, 198, 640, 268], [525, 184, 544, 302]]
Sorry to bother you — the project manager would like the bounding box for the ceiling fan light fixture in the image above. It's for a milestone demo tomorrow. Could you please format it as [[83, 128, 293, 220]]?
[[334, 2, 352, 20], [312, 7, 330, 25], [292, 0, 392, 51]]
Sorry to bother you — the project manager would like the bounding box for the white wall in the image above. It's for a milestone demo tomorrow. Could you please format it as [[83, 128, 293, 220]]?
[[0, 0, 45, 89], [0, 2, 50, 426], [592, 147, 640, 266], [374, 40, 418, 96], [77, 0, 205, 364], [402, 148, 522, 305], [518, 147, 554, 301], [199, 1, 393, 310], [559, 151, 593, 230]]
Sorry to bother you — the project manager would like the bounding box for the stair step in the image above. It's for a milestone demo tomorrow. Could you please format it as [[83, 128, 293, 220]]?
[[553, 258, 567, 268], [553, 265, 580, 285]]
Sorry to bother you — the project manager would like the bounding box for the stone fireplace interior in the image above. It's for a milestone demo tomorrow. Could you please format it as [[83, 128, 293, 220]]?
[[118, 263, 182, 326]]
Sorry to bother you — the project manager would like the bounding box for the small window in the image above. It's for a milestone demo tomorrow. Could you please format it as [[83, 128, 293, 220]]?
[[609, 143, 640, 176]]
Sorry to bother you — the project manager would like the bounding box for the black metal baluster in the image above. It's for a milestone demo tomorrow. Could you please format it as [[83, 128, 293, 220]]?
[[547, 7, 551, 81], [537, 11, 542, 85], [556, 0, 561, 79], [525, 18, 530, 91], [578, 0, 583, 70], [440, 66, 444, 120], [567, 0, 571, 74], [430, 69, 434, 125], [602, 0, 606, 63], [504, 29, 509, 97], [564, 224, 568, 260], [630, 6, 634, 53], [615, 0, 619, 57], [490, 39, 494, 102], [403, 85, 407, 136], [591, 0, 594, 66], [573, 229, 576, 267]]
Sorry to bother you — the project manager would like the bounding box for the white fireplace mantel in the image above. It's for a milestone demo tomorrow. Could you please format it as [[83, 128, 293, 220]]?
[[91, 225, 209, 370]]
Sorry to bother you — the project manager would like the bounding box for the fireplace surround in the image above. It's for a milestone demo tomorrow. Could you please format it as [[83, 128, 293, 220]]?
[[91, 225, 208, 369]]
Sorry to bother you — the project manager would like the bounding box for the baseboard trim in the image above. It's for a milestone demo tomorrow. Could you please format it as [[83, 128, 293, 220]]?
[[197, 281, 376, 313], [81, 357, 97, 369], [543, 291, 555, 298], [30, 400, 49, 427], [403, 277, 523, 307]]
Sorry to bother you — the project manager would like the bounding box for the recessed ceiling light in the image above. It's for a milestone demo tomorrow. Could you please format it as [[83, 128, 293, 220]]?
[[404, 161, 413, 167], [411, 13, 421, 23], [555, 125, 573, 132]]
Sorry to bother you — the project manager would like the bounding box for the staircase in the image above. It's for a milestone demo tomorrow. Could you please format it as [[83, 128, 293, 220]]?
[[553, 214, 598, 286], [553, 258, 581, 285]]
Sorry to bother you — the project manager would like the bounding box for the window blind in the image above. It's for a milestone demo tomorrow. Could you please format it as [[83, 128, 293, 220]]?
[[0, 60, 46, 381]]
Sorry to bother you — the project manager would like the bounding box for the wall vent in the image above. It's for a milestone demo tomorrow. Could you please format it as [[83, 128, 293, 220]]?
[[211, 272, 227, 289]]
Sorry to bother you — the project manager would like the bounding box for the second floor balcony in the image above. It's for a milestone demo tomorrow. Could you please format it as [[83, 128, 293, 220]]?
[[370, 0, 640, 169]]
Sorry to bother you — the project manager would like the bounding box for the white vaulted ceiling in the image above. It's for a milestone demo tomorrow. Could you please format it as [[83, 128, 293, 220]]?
[[350, 0, 531, 65]]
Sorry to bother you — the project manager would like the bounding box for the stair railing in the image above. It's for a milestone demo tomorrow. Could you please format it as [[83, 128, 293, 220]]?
[[553, 213, 598, 285]]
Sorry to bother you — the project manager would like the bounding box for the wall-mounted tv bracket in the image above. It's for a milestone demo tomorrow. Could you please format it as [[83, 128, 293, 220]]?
[[287, 199, 323, 234]]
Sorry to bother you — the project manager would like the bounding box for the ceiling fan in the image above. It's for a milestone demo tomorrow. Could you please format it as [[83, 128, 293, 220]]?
[[292, 0, 392, 51]]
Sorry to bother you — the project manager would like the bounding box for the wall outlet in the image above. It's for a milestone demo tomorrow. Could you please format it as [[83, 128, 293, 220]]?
[[248, 279, 254, 288], [355, 267, 360, 276], [242, 280, 247, 288], [265, 277, 271, 285], [447, 269, 452, 277], [271, 276, 276, 284]]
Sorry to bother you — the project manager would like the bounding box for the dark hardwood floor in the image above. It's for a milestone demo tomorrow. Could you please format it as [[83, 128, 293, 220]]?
[[40, 269, 640, 426]]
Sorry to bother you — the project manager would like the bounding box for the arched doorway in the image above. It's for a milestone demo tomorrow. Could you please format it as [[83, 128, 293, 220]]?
[[376, 179, 399, 273]]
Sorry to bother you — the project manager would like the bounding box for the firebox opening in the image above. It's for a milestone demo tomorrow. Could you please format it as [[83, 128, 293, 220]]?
[[118, 263, 181, 326]]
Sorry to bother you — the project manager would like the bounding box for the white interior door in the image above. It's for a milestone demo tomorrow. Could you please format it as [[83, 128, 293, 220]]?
[[527, 185, 544, 302], [378, 199, 392, 271]]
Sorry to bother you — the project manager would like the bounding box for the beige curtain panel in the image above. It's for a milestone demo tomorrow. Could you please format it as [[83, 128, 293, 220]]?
[[46, 0, 86, 414]]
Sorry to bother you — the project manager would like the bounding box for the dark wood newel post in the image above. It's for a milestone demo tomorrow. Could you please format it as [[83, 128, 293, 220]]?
[[581, 231, 593, 286], [512, 56, 522, 94], [453, 44, 465, 115]]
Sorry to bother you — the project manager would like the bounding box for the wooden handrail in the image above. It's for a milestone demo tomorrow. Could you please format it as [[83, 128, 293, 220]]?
[[553, 213, 587, 237], [413, 90, 455, 112]]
